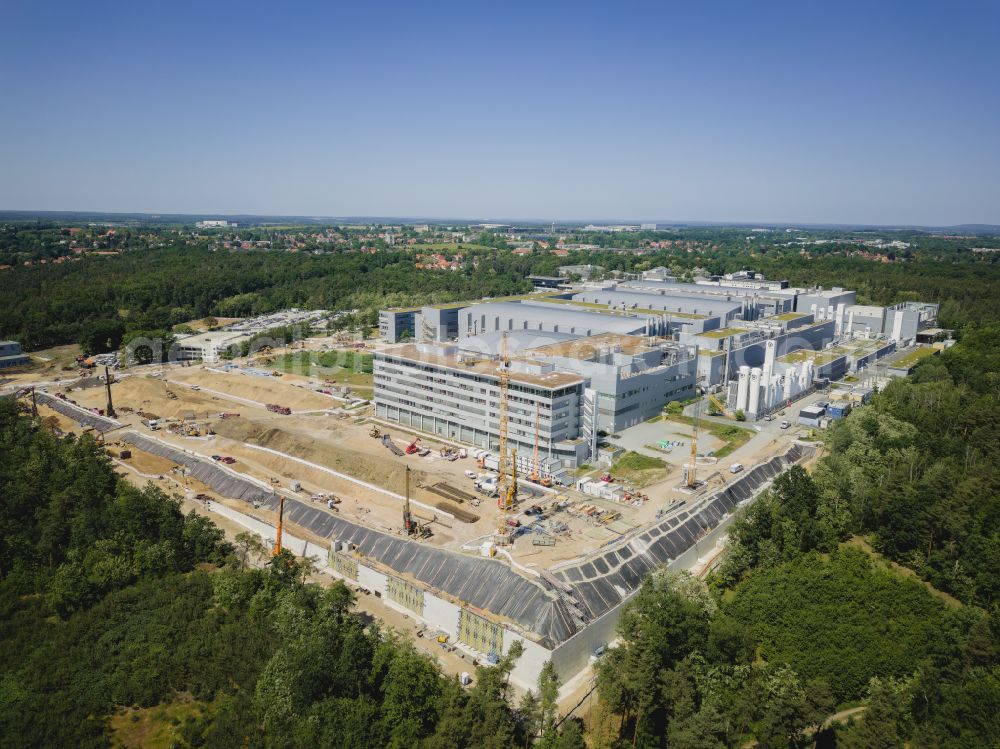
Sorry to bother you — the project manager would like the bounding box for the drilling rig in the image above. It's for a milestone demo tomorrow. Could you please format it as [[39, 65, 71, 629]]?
[[104, 365, 116, 419], [403, 465, 414, 535]]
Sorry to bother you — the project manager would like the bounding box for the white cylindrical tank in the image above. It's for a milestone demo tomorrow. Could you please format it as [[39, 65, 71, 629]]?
[[763, 340, 777, 372], [748, 367, 762, 415], [736, 365, 751, 410]]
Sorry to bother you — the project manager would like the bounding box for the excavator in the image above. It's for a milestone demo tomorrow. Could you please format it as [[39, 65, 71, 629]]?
[[405, 437, 421, 455], [369, 425, 382, 439]]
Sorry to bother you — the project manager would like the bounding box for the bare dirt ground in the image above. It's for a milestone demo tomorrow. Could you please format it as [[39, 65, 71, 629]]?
[[30, 357, 804, 574], [167, 368, 338, 412], [72, 374, 233, 419], [0, 343, 82, 385]]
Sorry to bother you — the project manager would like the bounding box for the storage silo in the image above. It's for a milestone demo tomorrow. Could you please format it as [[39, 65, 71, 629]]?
[[748, 367, 762, 415], [736, 365, 751, 410]]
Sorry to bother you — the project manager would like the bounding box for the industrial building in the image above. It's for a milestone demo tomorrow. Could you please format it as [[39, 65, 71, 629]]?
[[375, 277, 939, 462], [172, 309, 331, 362], [172, 331, 256, 363], [374, 325, 696, 473], [0, 341, 30, 369]]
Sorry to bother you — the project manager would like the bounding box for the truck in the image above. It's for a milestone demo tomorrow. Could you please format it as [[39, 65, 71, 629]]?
[[143, 418, 159, 430], [266, 404, 292, 415], [475, 475, 498, 496]]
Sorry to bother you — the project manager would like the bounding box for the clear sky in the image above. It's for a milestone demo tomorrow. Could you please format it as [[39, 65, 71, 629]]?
[[2, 0, 998, 225]]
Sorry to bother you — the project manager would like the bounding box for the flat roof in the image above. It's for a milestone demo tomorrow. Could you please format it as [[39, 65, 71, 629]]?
[[175, 330, 253, 346], [574, 288, 740, 317], [469, 301, 648, 335], [620, 279, 798, 299], [536, 297, 708, 320], [696, 327, 749, 339], [526, 333, 659, 361], [779, 349, 844, 365], [380, 343, 584, 389], [891, 347, 938, 368], [456, 330, 580, 355]]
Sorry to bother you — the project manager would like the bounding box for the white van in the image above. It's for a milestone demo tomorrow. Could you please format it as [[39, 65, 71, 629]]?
[[729, 463, 744, 474]]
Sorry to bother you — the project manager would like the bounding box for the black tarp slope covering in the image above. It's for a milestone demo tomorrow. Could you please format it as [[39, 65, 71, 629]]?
[[553, 444, 811, 620], [123, 433, 578, 647], [114, 435, 809, 647], [35, 392, 121, 432]]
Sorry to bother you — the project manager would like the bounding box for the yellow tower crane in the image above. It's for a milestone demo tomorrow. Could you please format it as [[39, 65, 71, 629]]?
[[496, 332, 516, 541], [687, 400, 700, 488]]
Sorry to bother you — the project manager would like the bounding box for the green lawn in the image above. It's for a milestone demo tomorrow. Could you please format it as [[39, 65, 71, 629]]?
[[892, 346, 938, 369], [271, 350, 374, 388]]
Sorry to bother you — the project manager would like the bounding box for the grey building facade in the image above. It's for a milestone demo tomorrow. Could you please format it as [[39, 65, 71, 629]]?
[[0, 341, 30, 369]]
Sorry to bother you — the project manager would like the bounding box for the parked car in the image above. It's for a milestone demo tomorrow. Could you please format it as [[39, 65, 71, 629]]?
[[780, 420, 790, 429]]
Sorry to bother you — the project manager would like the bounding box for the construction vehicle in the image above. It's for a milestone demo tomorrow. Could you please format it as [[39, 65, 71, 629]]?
[[403, 465, 414, 535], [405, 438, 421, 455], [707, 392, 730, 417], [369, 425, 382, 438], [401, 467, 431, 538], [272, 494, 286, 556], [104, 365, 116, 418], [382, 434, 405, 456]]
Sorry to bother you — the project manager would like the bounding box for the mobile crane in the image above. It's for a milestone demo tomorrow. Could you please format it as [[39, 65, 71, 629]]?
[[272, 494, 286, 556]]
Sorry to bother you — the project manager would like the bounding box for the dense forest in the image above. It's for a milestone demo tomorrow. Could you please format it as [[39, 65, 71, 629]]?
[[0, 400, 585, 748], [2, 224, 999, 352]]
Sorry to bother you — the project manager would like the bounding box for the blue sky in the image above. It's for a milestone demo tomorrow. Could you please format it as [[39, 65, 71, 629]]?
[[2, 0, 998, 225]]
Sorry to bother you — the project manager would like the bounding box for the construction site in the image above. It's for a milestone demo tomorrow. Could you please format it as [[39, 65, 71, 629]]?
[[11, 311, 817, 692]]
